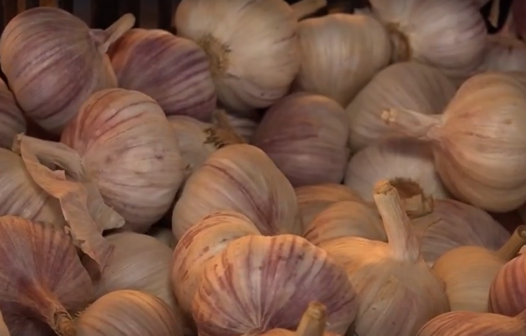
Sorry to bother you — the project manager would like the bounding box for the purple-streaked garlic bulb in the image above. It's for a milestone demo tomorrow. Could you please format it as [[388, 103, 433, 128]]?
[[0, 79, 25, 149], [224, 112, 258, 142], [109, 29, 216, 121], [252, 93, 349, 187], [0, 7, 134, 134], [489, 252, 526, 317]]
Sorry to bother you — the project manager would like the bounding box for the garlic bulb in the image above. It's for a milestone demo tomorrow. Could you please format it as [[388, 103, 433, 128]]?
[[148, 226, 176, 248], [0, 79, 25, 149], [76, 290, 182, 336], [413, 198, 510, 266], [293, 13, 391, 107], [109, 28, 216, 121], [304, 201, 386, 246], [473, 0, 491, 7], [0, 8, 134, 134], [318, 180, 449, 336], [295, 183, 363, 232], [344, 137, 448, 201], [172, 144, 302, 239], [489, 251, 526, 317], [193, 234, 358, 336], [432, 225, 526, 312], [174, 0, 326, 111], [252, 93, 349, 187], [347, 62, 455, 151], [382, 71, 526, 212], [0, 216, 94, 335], [369, 0, 486, 78], [61, 88, 185, 232], [417, 310, 526, 336]]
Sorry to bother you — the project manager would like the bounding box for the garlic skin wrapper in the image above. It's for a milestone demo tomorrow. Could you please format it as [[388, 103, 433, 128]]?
[[417, 310, 526, 336], [109, 28, 216, 121], [344, 138, 448, 201], [172, 144, 302, 240], [174, 0, 326, 111], [0, 8, 134, 134], [432, 225, 526, 312], [193, 234, 358, 336], [61, 88, 184, 232], [76, 290, 182, 336], [224, 112, 258, 142], [294, 13, 391, 107], [253, 93, 349, 187], [413, 199, 510, 266], [0, 216, 94, 336], [319, 181, 449, 336], [347, 62, 455, 151], [295, 183, 363, 232], [369, 0, 486, 78], [0, 79, 25, 149], [382, 72, 526, 212], [304, 201, 386, 246], [477, 35, 526, 73], [489, 252, 526, 317]]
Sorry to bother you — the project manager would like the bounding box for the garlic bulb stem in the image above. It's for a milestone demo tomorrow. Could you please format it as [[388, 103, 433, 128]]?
[[291, 0, 327, 20], [382, 108, 443, 141], [386, 23, 411, 62], [373, 180, 421, 262], [54, 312, 76, 336], [389, 178, 434, 219], [209, 109, 246, 146], [97, 14, 136, 53], [295, 302, 327, 336], [497, 225, 526, 260]]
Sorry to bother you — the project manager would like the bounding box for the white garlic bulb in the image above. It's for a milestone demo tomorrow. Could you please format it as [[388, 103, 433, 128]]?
[[294, 13, 391, 107], [347, 62, 455, 151]]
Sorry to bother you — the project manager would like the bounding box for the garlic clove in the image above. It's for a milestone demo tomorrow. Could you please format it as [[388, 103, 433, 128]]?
[[0, 79, 25, 149], [489, 249, 526, 317], [0, 216, 94, 335], [304, 201, 386, 246], [192, 234, 357, 336], [109, 28, 217, 121], [76, 290, 182, 336]]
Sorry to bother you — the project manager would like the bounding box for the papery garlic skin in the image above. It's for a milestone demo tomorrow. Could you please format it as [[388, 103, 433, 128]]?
[[347, 62, 455, 151], [253, 93, 349, 187], [344, 138, 448, 201], [477, 36, 526, 73], [172, 144, 302, 239], [294, 13, 391, 107], [193, 234, 358, 336], [224, 112, 258, 142], [109, 29, 216, 121], [489, 253, 526, 317], [61, 88, 184, 232], [0, 79, 25, 149], [76, 290, 182, 336]]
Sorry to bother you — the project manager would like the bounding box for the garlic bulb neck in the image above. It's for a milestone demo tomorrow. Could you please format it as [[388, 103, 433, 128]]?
[[296, 302, 327, 336], [199, 34, 229, 77], [385, 23, 411, 62], [206, 109, 246, 147], [373, 180, 421, 261], [290, 0, 327, 20], [53, 312, 76, 336], [95, 13, 136, 53], [389, 178, 434, 218], [497, 225, 526, 260], [382, 108, 443, 141]]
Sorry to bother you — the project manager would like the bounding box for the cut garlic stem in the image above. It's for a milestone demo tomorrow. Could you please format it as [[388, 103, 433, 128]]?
[[497, 225, 526, 260], [291, 0, 327, 20], [373, 180, 421, 262], [381, 108, 443, 141], [98, 13, 136, 53], [53, 311, 76, 336], [295, 302, 327, 336], [389, 178, 434, 219]]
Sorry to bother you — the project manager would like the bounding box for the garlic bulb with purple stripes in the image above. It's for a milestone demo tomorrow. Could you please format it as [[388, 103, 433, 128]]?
[[109, 29, 216, 121], [0, 79, 25, 149], [489, 252, 526, 317]]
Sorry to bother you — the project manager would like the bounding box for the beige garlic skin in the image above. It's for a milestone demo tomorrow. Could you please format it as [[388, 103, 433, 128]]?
[[0, 79, 25, 149], [109, 29, 216, 121], [489, 252, 526, 317], [304, 201, 386, 246], [0, 310, 9, 336], [193, 234, 358, 336], [61, 88, 184, 232], [172, 144, 302, 240], [344, 138, 448, 201], [295, 183, 363, 232], [477, 35, 526, 73], [174, 0, 325, 111], [347, 62, 455, 151], [294, 13, 391, 107], [76, 290, 182, 336]]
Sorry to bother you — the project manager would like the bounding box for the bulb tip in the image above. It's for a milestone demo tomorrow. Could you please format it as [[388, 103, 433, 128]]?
[[305, 301, 326, 320], [374, 180, 394, 195]]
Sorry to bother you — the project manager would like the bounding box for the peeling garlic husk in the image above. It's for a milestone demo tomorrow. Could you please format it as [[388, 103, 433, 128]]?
[[172, 144, 302, 240], [295, 183, 364, 232], [109, 28, 217, 121], [417, 310, 526, 336], [431, 225, 526, 312], [489, 251, 526, 317], [0, 216, 94, 336], [293, 13, 391, 107], [252, 93, 349, 187], [174, 0, 327, 111], [344, 137, 449, 201], [347, 62, 456, 151], [318, 180, 449, 336], [76, 290, 182, 336], [0, 79, 25, 149], [304, 201, 386, 246]]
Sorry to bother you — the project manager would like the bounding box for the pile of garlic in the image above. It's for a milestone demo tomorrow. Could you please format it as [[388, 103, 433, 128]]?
[[0, 0, 525, 335]]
